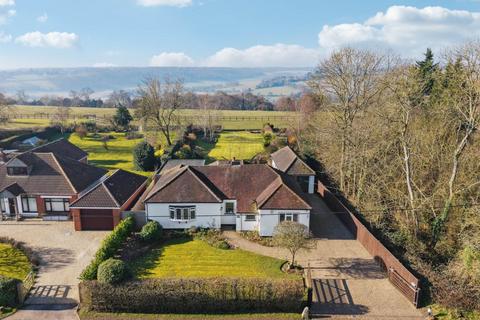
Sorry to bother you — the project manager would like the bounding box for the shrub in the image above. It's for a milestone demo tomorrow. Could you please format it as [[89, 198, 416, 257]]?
[[240, 231, 274, 247], [97, 259, 129, 285], [80, 278, 305, 314], [80, 216, 135, 280], [133, 141, 156, 171], [194, 229, 230, 249], [0, 276, 19, 307], [139, 221, 163, 242]]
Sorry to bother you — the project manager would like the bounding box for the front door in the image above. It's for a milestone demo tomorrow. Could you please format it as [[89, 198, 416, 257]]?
[[8, 198, 15, 215]]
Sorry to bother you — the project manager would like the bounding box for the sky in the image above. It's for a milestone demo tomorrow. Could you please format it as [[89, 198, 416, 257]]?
[[0, 0, 479, 69]]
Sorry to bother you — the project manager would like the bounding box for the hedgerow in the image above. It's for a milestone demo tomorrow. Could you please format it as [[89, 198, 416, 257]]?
[[80, 277, 305, 314], [0, 276, 19, 307], [80, 216, 135, 280]]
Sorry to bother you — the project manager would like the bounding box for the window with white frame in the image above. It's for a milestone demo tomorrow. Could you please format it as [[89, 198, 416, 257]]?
[[21, 196, 37, 213], [0, 199, 5, 213], [225, 202, 235, 215], [169, 206, 196, 221], [245, 214, 256, 221], [279, 213, 298, 222], [45, 198, 70, 212]]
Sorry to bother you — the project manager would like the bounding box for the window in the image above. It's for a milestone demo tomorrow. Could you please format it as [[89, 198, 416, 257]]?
[[225, 202, 235, 215], [245, 214, 256, 221], [169, 206, 196, 221], [279, 213, 298, 222], [45, 198, 70, 212], [0, 199, 5, 213], [7, 167, 28, 176], [21, 196, 37, 213]]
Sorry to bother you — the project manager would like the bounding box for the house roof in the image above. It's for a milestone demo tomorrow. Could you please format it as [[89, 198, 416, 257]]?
[[70, 169, 147, 208], [0, 152, 107, 196], [160, 159, 205, 173], [31, 139, 88, 161], [270, 146, 315, 176], [145, 164, 311, 213]]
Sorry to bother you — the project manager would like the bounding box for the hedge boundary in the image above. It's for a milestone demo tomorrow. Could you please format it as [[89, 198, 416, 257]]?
[[79, 277, 305, 314], [80, 216, 135, 280]]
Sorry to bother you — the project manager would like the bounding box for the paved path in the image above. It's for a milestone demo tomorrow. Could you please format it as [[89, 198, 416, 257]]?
[[225, 194, 424, 320], [0, 220, 107, 320]]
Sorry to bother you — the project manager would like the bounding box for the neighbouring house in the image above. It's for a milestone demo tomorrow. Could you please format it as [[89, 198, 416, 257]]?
[[30, 138, 89, 163], [70, 169, 147, 230], [159, 159, 205, 173], [142, 163, 311, 236], [0, 151, 107, 220], [270, 146, 316, 194]]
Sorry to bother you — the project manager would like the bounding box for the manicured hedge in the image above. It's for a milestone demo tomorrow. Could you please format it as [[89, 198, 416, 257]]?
[[80, 216, 135, 280], [0, 276, 19, 307], [97, 259, 129, 284], [139, 221, 163, 242], [80, 278, 305, 314]]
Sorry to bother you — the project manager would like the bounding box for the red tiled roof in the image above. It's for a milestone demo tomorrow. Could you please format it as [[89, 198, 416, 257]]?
[[270, 146, 315, 176]]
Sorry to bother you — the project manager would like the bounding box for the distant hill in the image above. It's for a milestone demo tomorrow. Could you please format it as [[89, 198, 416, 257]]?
[[0, 67, 310, 98]]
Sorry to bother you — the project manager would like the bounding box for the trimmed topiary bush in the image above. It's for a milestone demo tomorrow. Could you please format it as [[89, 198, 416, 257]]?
[[0, 276, 19, 307], [97, 259, 129, 285], [80, 216, 135, 280], [139, 221, 163, 242]]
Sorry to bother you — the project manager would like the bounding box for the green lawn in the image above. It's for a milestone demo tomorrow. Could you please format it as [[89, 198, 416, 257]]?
[[130, 238, 292, 279], [0, 243, 31, 280], [67, 132, 152, 177], [207, 131, 264, 160]]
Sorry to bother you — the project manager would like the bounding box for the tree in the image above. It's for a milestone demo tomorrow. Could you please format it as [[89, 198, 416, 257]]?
[[198, 94, 219, 142], [273, 221, 316, 267], [107, 90, 132, 108], [133, 141, 156, 171], [0, 93, 11, 125], [113, 104, 133, 130], [416, 48, 438, 98], [136, 78, 185, 146], [50, 106, 71, 134]]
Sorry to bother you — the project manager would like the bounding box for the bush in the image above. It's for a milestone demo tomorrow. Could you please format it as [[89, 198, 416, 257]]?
[[139, 221, 163, 242], [97, 259, 129, 285], [80, 278, 305, 314], [0, 276, 19, 307], [133, 141, 156, 171], [194, 229, 230, 249], [240, 231, 274, 247], [80, 216, 135, 280]]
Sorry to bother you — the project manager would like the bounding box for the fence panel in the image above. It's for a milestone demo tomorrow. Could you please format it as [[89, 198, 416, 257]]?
[[16, 271, 35, 304]]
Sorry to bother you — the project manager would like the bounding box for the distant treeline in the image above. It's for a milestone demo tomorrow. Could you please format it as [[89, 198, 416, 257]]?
[[255, 73, 311, 89]]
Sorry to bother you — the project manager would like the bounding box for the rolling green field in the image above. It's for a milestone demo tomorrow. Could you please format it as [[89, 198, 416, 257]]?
[[207, 131, 264, 160], [6, 105, 295, 130], [67, 132, 153, 176], [130, 238, 292, 279], [0, 243, 31, 280]]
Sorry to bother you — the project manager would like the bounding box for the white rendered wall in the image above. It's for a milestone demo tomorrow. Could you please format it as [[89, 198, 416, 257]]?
[[146, 203, 222, 229], [258, 209, 310, 236]]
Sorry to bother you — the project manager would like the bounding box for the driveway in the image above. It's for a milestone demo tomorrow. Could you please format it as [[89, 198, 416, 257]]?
[[225, 194, 424, 319], [0, 220, 107, 320]]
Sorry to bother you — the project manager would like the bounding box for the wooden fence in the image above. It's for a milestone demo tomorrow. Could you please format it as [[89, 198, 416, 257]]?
[[317, 181, 421, 307], [16, 271, 35, 304]]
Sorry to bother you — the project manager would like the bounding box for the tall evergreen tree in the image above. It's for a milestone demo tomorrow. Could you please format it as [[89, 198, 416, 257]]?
[[113, 104, 133, 130], [416, 48, 438, 97]]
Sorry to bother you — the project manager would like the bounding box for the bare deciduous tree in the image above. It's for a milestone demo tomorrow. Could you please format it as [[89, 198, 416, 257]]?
[[136, 78, 186, 146], [199, 94, 219, 142], [273, 221, 316, 267]]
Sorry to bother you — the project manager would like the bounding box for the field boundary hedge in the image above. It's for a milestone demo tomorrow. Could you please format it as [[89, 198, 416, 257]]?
[[79, 277, 305, 314]]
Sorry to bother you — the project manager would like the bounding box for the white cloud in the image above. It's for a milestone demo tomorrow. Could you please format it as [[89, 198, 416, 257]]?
[[203, 44, 320, 67], [137, 0, 192, 7], [0, 0, 14, 6], [318, 6, 480, 56], [93, 62, 117, 68], [0, 9, 15, 25], [37, 13, 48, 23], [150, 52, 195, 66], [0, 31, 11, 42], [15, 31, 78, 48]]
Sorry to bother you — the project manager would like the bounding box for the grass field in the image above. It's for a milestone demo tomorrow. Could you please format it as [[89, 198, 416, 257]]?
[[6, 105, 295, 130], [0, 243, 31, 280], [130, 238, 292, 279], [207, 131, 264, 160], [67, 132, 153, 176]]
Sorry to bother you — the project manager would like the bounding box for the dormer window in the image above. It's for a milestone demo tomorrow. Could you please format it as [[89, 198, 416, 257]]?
[[7, 166, 28, 176]]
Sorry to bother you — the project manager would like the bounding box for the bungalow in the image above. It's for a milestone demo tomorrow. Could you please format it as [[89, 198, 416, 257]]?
[[270, 146, 316, 194], [143, 163, 311, 236]]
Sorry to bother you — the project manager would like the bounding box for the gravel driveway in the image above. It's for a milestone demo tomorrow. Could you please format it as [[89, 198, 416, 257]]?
[[0, 220, 107, 319]]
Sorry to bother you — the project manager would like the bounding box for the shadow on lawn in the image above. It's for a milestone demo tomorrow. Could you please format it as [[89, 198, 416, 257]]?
[[129, 237, 192, 278]]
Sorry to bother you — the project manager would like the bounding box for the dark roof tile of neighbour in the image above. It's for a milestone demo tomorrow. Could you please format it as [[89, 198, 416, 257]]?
[[144, 163, 311, 213], [270, 146, 315, 176], [160, 159, 205, 173], [0, 152, 106, 196], [31, 138, 88, 161], [70, 169, 147, 208]]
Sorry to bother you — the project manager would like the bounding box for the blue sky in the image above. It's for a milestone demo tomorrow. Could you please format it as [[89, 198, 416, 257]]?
[[0, 0, 479, 69]]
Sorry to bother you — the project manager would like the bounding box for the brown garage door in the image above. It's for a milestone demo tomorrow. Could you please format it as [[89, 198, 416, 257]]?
[[80, 209, 114, 230]]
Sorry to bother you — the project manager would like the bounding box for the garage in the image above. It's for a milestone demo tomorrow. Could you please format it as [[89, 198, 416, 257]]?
[[79, 209, 114, 230]]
